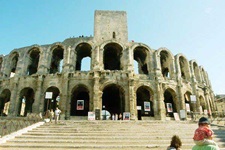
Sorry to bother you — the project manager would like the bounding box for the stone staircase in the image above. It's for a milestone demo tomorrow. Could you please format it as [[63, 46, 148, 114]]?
[[0, 120, 225, 150]]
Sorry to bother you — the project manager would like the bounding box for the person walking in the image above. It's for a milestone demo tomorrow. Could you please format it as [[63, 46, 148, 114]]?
[[54, 107, 61, 124]]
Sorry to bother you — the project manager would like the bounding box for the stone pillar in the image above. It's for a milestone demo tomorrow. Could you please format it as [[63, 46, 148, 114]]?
[[93, 46, 100, 70], [63, 46, 72, 72], [32, 75, 45, 114], [60, 73, 69, 120], [155, 81, 165, 120], [38, 48, 49, 74], [128, 77, 136, 120], [177, 82, 185, 112], [8, 77, 19, 117], [92, 71, 101, 111]]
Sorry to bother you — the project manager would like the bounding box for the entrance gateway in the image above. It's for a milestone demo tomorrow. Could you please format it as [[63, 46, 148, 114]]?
[[0, 10, 216, 120]]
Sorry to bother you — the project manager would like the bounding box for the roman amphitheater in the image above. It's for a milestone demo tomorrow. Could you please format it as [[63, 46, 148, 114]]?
[[0, 10, 216, 121]]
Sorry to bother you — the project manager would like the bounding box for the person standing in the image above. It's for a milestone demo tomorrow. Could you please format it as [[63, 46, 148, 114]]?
[[54, 107, 61, 124]]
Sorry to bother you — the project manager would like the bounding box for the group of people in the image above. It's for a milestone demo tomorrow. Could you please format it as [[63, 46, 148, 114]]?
[[111, 113, 123, 120], [46, 107, 61, 124], [167, 117, 220, 150]]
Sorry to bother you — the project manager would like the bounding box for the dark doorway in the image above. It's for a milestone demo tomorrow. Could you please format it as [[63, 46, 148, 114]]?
[[44, 86, 60, 113], [102, 84, 125, 118], [164, 89, 177, 117], [70, 85, 89, 116], [19, 88, 35, 117]]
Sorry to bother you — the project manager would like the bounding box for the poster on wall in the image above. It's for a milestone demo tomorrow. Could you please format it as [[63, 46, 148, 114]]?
[[123, 112, 130, 120], [186, 103, 190, 112], [144, 102, 151, 111], [77, 100, 84, 110], [166, 103, 173, 112]]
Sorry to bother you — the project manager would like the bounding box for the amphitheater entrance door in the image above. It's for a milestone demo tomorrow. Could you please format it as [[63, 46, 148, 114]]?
[[136, 86, 154, 120], [19, 88, 35, 117], [70, 85, 89, 117], [44, 86, 60, 113], [163, 89, 177, 117], [0, 89, 11, 116], [102, 84, 125, 120]]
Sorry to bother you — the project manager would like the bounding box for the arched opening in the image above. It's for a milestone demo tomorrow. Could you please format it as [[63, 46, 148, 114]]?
[[81, 57, 91, 71], [0, 89, 11, 116], [103, 43, 122, 70], [50, 46, 64, 74], [75, 43, 92, 71], [179, 56, 190, 80], [136, 86, 154, 120], [18, 88, 35, 117], [184, 92, 194, 114], [102, 84, 125, 119], [160, 50, 173, 78], [27, 48, 40, 75], [164, 89, 177, 117], [133, 46, 149, 75], [44, 87, 60, 113], [10, 52, 19, 77], [70, 85, 89, 116], [193, 62, 201, 82]]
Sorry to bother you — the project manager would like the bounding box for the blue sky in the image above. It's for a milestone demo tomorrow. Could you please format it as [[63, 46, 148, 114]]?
[[0, 0, 224, 94]]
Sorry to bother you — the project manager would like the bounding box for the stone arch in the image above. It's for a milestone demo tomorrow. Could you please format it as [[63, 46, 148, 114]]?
[[44, 86, 60, 112], [9, 52, 19, 77], [18, 88, 35, 117], [70, 84, 90, 116], [49, 44, 64, 74], [0, 89, 11, 116], [163, 88, 177, 117], [200, 67, 208, 85], [27, 47, 40, 75], [136, 85, 154, 120], [158, 48, 175, 79], [191, 61, 201, 82], [103, 42, 123, 70], [101, 83, 125, 118], [74, 42, 92, 71], [177, 54, 191, 80], [133, 46, 149, 75], [184, 91, 193, 112]]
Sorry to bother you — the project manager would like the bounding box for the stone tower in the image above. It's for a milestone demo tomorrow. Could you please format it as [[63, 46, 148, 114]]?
[[94, 10, 128, 42]]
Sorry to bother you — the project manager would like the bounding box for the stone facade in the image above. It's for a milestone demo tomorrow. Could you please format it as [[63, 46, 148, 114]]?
[[0, 10, 216, 120]]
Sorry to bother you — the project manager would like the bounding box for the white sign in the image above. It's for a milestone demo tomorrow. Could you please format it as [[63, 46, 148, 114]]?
[[190, 95, 196, 103], [186, 103, 190, 112], [45, 92, 53, 99], [56, 96, 60, 102], [77, 100, 84, 110], [173, 113, 180, 121], [180, 109, 186, 119], [88, 112, 95, 120], [137, 106, 142, 110]]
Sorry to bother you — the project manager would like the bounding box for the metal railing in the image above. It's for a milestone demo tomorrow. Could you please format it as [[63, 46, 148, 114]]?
[[0, 113, 42, 137]]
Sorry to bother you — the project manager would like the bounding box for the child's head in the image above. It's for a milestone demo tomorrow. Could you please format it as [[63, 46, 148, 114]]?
[[198, 117, 210, 126], [169, 135, 182, 149]]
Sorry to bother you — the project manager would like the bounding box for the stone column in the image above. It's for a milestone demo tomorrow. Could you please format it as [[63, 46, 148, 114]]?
[[92, 71, 101, 111], [60, 73, 69, 120], [32, 75, 45, 114], [128, 77, 136, 120], [8, 77, 19, 117], [177, 82, 185, 112], [155, 81, 165, 120]]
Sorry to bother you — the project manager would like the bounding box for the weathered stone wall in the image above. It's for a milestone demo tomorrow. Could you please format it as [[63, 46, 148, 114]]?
[[0, 10, 216, 120]]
